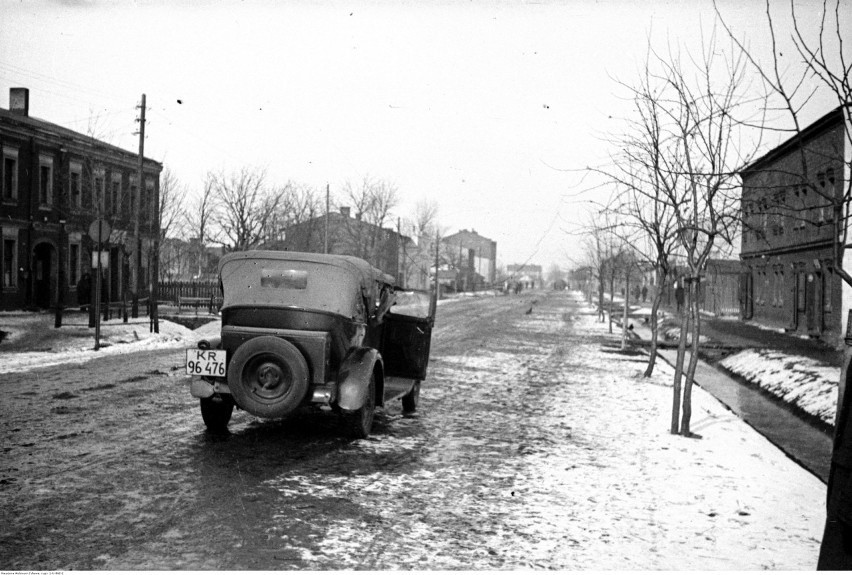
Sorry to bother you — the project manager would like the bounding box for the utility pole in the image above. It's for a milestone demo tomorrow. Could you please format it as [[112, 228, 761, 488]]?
[[324, 183, 329, 254], [132, 94, 146, 318], [150, 105, 159, 333], [397, 217, 403, 287], [429, 231, 440, 319]]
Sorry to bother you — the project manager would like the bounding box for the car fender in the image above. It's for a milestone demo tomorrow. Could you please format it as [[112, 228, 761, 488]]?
[[337, 347, 384, 412]]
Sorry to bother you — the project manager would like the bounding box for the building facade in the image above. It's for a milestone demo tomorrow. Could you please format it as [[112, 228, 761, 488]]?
[[739, 107, 847, 342], [281, 207, 401, 280], [1, 88, 162, 311], [507, 263, 543, 290], [442, 229, 497, 291]]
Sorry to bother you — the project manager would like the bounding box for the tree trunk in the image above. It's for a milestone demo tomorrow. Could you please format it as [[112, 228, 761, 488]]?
[[681, 277, 701, 437], [644, 269, 667, 378], [621, 273, 630, 350], [671, 285, 689, 434], [608, 271, 615, 334], [644, 292, 662, 377], [598, 275, 605, 323]]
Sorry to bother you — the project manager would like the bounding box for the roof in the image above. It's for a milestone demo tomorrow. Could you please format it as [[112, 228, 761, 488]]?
[[219, 250, 395, 289], [740, 106, 845, 174], [0, 107, 161, 169]]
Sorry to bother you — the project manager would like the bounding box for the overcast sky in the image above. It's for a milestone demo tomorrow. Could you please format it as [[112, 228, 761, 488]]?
[[0, 0, 846, 270]]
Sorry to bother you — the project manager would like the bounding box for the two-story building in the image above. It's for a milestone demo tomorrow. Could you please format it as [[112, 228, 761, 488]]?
[[441, 229, 497, 291], [507, 263, 543, 290], [739, 106, 847, 342], [1, 88, 162, 311], [281, 207, 402, 280]]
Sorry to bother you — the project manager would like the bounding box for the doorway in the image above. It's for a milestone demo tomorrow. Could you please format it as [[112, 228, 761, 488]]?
[[33, 242, 55, 308]]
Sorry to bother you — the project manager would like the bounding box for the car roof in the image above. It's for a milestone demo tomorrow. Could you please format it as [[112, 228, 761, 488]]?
[[219, 250, 395, 289]]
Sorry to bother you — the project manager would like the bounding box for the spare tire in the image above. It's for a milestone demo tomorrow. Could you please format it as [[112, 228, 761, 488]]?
[[227, 336, 309, 419]]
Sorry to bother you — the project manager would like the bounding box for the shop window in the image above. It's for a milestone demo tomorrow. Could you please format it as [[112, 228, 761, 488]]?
[[2, 147, 18, 202]]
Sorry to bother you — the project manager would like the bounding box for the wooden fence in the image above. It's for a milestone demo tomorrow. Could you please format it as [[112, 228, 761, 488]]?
[[158, 281, 220, 305]]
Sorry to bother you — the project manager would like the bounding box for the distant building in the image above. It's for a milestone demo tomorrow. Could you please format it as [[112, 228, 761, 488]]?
[[507, 263, 543, 290], [0, 88, 162, 311], [282, 206, 402, 279], [442, 229, 497, 290]]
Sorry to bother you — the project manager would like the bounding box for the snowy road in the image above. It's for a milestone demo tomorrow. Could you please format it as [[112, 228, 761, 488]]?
[[0, 291, 825, 569]]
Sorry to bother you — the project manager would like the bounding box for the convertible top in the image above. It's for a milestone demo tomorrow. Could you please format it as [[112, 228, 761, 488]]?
[[218, 250, 396, 317]]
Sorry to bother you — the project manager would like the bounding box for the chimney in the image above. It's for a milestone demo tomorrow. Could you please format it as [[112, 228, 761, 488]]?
[[9, 88, 29, 116], [340, 206, 351, 218]]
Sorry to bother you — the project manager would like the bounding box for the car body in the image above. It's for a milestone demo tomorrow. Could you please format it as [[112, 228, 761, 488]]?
[[186, 250, 434, 437]]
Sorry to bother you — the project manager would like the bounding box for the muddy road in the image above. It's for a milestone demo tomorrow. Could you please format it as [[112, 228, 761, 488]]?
[[0, 291, 722, 569]]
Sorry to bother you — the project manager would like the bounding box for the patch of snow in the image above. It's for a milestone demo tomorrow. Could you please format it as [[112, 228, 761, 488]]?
[[0, 313, 207, 375], [720, 349, 839, 426]]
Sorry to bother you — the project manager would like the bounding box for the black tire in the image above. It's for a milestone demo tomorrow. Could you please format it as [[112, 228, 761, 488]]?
[[401, 380, 421, 413], [200, 396, 234, 432], [343, 371, 376, 439], [227, 336, 310, 419]]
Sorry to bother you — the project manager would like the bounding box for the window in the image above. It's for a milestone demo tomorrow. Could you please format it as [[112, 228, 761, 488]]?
[[144, 178, 155, 223], [111, 174, 122, 215], [2, 237, 17, 289], [2, 147, 18, 202], [69, 243, 80, 286], [129, 179, 138, 219], [39, 155, 54, 206], [70, 163, 82, 208], [93, 169, 105, 214], [825, 169, 836, 223]]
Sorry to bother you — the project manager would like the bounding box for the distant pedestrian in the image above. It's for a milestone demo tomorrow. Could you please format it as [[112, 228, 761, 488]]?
[[641, 285, 648, 302], [675, 281, 684, 312]]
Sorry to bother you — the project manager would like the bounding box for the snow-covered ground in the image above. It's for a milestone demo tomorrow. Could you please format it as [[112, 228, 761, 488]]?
[[0, 312, 220, 375], [721, 349, 839, 426], [0, 298, 829, 568]]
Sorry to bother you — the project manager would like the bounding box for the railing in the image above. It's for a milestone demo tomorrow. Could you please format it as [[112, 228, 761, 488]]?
[[158, 281, 220, 305]]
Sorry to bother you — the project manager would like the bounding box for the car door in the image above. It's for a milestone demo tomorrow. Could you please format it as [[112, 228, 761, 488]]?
[[380, 312, 433, 380]]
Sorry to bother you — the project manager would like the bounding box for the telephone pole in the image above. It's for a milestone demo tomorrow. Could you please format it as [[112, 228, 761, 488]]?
[[324, 183, 330, 254], [132, 94, 146, 318]]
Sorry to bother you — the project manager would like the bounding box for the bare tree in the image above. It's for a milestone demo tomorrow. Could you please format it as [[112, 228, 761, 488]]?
[[412, 198, 439, 240], [184, 172, 219, 279], [156, 167, 189, 282], [264, 182, 323, 249], [713, 1, 852, 566], [652, 30, 755, 436], [338, 176, 399, 268], [213, 167, 282, 252], [716, 0, 852, 283], [598, 50, 684, 377]]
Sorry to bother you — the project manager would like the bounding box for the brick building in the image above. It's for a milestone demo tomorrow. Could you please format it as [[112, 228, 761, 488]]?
[[1, 88, 162, 311], [442, 229, 497, 290], [739, 106, 847, 342], [281, 207, 402, 280]]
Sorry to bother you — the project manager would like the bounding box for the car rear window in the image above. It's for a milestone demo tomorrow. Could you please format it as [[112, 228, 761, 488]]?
[[260, 269, 308, 289]]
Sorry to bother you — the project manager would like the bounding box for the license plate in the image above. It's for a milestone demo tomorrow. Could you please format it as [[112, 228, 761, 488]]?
[[186, 349, 227, 377]]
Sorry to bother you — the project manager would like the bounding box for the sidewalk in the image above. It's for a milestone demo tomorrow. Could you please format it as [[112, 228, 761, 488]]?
[[624, 313, 834, 483]]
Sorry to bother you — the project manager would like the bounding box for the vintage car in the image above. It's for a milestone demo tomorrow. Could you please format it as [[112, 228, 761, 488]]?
[[186, 250, 434, 438]]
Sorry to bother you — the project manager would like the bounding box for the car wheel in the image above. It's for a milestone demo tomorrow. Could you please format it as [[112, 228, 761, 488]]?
[[200, 396, 234, 432], [227, 336, 310, 419], [343, 371, 376, 439], [401, 380, 420, 413]]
